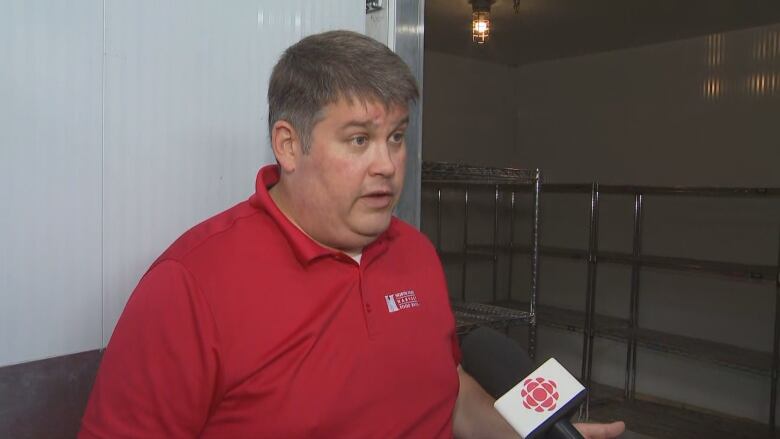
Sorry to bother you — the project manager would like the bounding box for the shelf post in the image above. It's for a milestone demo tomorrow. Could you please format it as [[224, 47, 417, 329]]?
[[625, 193, 644, 401], [493, 184, 500, 303], [436, 187, 442, 251], [529, 169, 542, 361], [581, 182, 600, 419], [508, 190, 516, 302], [771, 224, 780, 432], [461, 185, 470, 302]]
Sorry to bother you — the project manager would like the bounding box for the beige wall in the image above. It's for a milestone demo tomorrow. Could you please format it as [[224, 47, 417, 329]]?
[[423, 51, 516, 167], [512, 25, 780, 186], [425, 25, 780, 185], [423, 23, 780, 423]]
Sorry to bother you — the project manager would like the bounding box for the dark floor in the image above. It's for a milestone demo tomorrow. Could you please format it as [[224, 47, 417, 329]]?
[[587, 387, 779, 439]]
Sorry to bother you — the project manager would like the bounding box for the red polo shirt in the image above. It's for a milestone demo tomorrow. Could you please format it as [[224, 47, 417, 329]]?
[[80, 165, 461, 439]]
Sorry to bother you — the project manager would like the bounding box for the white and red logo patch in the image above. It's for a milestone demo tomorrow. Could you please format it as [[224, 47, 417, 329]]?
[[521, 377, 559, 412], [384, 290, 420, 313]]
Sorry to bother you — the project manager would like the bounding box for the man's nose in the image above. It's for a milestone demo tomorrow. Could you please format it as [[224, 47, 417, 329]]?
[[369, 142, 397, 177]]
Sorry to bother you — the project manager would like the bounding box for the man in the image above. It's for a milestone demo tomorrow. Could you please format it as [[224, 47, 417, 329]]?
[[80, 30, 624, 438]]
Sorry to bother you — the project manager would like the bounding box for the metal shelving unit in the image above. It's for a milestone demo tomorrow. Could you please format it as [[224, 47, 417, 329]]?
[[422, 161, 542, 357], [526, 184, 780, 432], [423, 169, 780, 435], [466, 240, 777, 377]]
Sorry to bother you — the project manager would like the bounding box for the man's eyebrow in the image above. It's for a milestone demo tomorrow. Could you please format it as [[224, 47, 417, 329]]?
[[340, 119, 373, 130], [339, 116, 410, 131], [394, 117, 410, 129]]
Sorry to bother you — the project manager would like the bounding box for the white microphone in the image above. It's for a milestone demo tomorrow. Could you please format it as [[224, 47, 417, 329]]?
[[494, 358, 586, 439]]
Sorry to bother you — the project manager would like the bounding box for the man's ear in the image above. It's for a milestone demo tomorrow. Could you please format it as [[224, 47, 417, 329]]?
[[271, 120, 301, 172]]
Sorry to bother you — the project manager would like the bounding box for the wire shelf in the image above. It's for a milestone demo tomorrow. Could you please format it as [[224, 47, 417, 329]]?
[[452, 302, 532, 334], [458, 243, 778, 284], [422, 161, 538, 185], [497, 300, 773, 376]]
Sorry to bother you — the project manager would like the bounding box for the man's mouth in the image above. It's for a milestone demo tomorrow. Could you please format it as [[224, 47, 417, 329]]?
[[361, 190, 395, 208]]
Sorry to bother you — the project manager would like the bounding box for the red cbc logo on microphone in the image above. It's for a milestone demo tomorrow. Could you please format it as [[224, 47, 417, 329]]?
[[521, 377, 559, 412]]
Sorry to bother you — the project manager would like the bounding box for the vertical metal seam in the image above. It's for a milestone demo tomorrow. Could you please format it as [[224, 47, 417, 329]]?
[[99, 0, 107, 349], [393, 0, 422, 226]]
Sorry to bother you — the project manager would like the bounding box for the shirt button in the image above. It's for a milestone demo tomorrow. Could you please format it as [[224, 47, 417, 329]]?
[[365, 304, 372, 313]]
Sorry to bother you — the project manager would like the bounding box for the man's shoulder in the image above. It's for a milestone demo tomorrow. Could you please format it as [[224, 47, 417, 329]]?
[[389, 216, 425, 238], [388, 217, 437, 255], [155, 200, 269, 264]]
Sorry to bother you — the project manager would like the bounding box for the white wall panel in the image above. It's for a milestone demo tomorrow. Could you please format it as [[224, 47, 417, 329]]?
[[0, 1, 103, 366], [102, 0, 364, 342]]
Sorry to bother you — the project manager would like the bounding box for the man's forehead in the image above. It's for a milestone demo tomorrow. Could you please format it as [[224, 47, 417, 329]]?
[[324, 96, 409, 125]]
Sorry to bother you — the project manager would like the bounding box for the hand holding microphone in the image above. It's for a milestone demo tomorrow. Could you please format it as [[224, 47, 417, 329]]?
[[461, 327, 625, 439], [494, 358, 586, 439]]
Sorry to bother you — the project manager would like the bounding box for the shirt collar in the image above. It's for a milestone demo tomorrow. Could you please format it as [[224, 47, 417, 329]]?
[[249, 164, 397, 266]]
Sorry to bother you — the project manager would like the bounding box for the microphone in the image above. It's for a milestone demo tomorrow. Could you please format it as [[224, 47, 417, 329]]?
[[460, 327, 586, 439], [460, 326, 534, 399]]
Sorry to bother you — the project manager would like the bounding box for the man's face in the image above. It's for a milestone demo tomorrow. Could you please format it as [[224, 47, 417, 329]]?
[[285, 97, 408, 253]]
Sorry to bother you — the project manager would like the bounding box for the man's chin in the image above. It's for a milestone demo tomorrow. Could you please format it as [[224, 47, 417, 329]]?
[[350, 217, 393, 244]]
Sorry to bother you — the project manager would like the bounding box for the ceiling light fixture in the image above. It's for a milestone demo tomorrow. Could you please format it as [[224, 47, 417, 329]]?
[[470, 0, 519, 44], [469, 0, 495, 44]]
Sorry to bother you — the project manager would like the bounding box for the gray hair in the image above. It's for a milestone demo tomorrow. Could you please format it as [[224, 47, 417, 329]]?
[[268, 30, 419, 153]]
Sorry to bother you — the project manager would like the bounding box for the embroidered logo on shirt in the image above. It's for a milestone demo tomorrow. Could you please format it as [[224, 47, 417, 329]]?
[[384, 290, 420, 313]]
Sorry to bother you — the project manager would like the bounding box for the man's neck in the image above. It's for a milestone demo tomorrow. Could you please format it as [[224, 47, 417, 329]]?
[[268, 183, 363, 257]]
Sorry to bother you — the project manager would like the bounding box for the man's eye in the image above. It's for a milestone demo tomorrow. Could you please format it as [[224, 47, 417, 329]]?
[[351, 136, 368, 146], [390, 132, 405, 144]]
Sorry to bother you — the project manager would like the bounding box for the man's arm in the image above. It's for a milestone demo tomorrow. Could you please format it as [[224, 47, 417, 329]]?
[[453, 367, 625, 439], [79, 260, 219, 438], [453, 366, 520, 439]]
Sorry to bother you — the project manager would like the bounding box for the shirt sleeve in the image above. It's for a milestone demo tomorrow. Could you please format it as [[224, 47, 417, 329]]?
[[79, 260, 221, 439]]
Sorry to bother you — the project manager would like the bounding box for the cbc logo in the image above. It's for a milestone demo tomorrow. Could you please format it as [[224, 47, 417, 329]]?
[[520, 377, 559, 412]]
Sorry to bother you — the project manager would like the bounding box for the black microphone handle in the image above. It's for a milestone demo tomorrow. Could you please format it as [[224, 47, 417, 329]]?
[[546, 418, 585, 439], [460, 326, 534, 399], [460, 327, 586, 439]]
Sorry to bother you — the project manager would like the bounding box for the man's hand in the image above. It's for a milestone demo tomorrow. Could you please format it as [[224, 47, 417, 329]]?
[[454, 367, 626, 439], [573, 421, 626, 439]]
